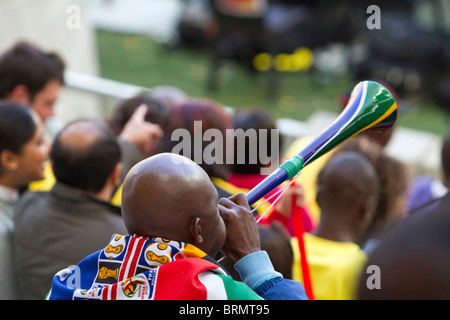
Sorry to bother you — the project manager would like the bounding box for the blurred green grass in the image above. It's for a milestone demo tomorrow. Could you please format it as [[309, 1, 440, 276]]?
[[96, 30, 450, 135]]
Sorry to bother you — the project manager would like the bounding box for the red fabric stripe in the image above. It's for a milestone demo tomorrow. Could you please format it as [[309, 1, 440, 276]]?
[[126, 236, 146, 279], [111, 282, 118, 300], [292, 195, 315, 300], [118, 236, 137, 281], [101, 282, 118, 300], [153, 258, 219, 300], [102, 285, 109, 300]]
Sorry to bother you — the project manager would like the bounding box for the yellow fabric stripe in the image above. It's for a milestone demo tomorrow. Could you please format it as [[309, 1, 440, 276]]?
[[183, 243, 207, 258], [28, 161, 55, 192], [111, 184, 123, 207]]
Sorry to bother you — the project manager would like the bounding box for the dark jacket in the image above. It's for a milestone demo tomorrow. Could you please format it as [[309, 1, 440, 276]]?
[[13, 182, 128, 300]]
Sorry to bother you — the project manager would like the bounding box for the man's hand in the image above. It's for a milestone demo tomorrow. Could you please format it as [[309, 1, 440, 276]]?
[[119, 104, 163, 155], [218, 193, 261, 262]]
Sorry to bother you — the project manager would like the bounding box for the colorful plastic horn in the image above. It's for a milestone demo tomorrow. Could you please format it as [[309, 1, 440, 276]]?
[[246, 80, 397, 205]]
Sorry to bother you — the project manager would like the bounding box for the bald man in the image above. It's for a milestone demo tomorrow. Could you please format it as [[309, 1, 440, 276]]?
[[46, 153, 308, 300], [13, 119, 128, 300], [291, 151, 380, 300], [314, 151, 380, 244]]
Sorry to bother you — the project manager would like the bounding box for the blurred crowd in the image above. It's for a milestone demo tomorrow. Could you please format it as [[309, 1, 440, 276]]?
[[178, 0, 450, 107], [1, 0, 450, 301]]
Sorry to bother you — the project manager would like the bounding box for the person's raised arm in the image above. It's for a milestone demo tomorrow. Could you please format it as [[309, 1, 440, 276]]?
[[119, 104, 163, 155]]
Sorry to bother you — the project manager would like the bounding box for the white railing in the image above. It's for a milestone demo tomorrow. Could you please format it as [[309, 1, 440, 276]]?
[[64, 70, 150, 100]]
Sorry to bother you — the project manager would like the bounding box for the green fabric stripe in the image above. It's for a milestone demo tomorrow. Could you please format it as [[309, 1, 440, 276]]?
[[217, 274, 263, 300]]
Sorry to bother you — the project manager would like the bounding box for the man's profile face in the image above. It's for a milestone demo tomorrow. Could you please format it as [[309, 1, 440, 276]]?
[[30, 79, 61, 122]]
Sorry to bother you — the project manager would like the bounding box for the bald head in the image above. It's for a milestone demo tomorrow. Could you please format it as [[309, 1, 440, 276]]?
[[50, 119, 121, 192], [317, 151, 379, 222], [121, 153, 226, 256], [58, 120, 107, 150]]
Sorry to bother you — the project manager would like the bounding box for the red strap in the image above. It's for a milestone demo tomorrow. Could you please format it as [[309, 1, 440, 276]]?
[[292, 195, 314, 300]]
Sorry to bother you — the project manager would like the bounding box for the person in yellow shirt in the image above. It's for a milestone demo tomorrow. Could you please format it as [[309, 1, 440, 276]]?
[[291, 151, 379, 300]]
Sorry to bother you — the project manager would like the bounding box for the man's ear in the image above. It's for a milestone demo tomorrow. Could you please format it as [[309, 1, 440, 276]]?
[[360, 195, 376, 223], [8, 84, 30, 104], [0, 150, 19, 171], [189, 217, 203, 244], [110, 162, 123, 186], [315, 186, 323, 207]]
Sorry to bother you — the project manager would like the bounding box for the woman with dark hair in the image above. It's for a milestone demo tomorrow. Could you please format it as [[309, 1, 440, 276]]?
[[0, 101, 49, 299], [0, 102, 49, 190]]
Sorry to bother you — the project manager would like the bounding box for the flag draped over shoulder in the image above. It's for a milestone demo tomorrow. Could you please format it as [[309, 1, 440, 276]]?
[[46, 234, 261, 300]]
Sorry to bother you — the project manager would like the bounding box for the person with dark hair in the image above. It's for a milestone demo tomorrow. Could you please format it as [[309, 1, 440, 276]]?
[[50, 119, 122, 194], [0, 41, 65, 123], [108, 93, 170, 140], [107, 93, 169, 181], [13, 119, 128, 300], [0, 101, 50, 299], [46, 153, 308, 300], [29, 103, 164, 203], [0, 41, 66, 195]]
